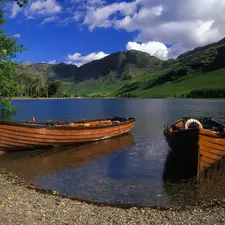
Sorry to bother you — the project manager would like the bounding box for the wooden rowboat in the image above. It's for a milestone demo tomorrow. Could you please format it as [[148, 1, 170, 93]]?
[[164, 117, 225, 178], [0, 117, 135, 152]]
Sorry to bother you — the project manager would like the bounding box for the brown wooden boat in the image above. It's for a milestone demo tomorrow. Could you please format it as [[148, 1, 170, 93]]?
[[164, 117, 225, 177], [0, 117, 135, 152]]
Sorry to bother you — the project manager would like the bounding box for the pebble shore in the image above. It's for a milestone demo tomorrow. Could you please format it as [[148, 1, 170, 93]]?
[[0, 169, 225, 225]]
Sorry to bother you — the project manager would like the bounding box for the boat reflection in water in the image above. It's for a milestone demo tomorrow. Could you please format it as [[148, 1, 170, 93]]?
[[163, 138, 225, 206], [0, 133, 135, 182]]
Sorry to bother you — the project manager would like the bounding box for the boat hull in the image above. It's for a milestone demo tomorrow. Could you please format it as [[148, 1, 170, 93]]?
[[164, 122, 225, 177], [0, 118, 135, 152], [164, 128, 199, 179], [198, 128, 225, 173]]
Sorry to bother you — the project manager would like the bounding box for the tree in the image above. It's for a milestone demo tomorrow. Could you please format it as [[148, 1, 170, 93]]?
[[0, 0, 27, 113], [47, 81, 61, 97]]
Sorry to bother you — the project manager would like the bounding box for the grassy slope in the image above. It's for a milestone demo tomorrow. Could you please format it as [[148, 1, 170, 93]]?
[[130, 69, 225, 97], [73, 80, 128, 96], [69, 68, 225, 98], [70, 65, 181, 97]]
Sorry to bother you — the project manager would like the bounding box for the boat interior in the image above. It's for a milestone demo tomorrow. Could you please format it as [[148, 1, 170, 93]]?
[[170, 117, 225, 133], [22, 117, 134, 128]]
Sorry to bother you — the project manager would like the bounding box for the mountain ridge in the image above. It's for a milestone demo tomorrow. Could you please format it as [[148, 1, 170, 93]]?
[[15, 37, 225, 98]]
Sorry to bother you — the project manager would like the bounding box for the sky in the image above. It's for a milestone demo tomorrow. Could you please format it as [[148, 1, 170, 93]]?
[[2, 0, 225, 66]]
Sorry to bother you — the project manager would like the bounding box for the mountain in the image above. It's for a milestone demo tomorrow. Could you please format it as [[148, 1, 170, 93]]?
[[16, 62, 78, 82], [74, 50, 161, 81], [15, 37, 225, 98], [16, 50, 162, 82], [177, 37, 225, 60]]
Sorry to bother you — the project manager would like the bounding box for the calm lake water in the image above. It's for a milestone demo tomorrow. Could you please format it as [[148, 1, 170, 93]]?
[[0, 98, 225, 207]]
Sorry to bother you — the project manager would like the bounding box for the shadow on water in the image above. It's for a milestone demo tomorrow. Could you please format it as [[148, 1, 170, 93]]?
[[0, 134, 135, 182], [162, 137, 225, 206]]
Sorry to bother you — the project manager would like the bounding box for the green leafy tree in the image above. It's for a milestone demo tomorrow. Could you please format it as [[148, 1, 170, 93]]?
[[47, 81, 61, 97], [0, 0, 27, 113]]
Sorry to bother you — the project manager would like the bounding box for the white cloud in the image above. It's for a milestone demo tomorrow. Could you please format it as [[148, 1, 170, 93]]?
[[12, 33, 21, 39], [8, 0, 225, 58], [75, 0, 225, 58], [41, 16, 57, 24], [126, 41, 169, 60], [114, 5, 164, 31], [48, 60, 56, 64], [29, 0, 61, 15], [70, 0, 105, 6], [10, 2, 23, 18], [67, 51, 109, 66], [73, 11, 83, 21], [135, 19, 222, 54], [10, 0, 62, 20], [83, 1, 138, 30]]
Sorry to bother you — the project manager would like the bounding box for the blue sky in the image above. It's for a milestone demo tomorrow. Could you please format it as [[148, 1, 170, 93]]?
[[3, 0, 225, 66]]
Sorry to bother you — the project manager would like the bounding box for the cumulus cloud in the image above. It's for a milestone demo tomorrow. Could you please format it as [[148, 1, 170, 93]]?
[[10, 0, 62, 20], [83, 1, 138, 30], [67, 51, 109, 66], [12, 33, 21, 39], [10, 2, 23, 18], [70, 0, 105, 6], [41, 16, 57, 24], [29, 0, 61, 15], [48, 60, 56, 64], [75, 0, 225, 57], [126, 41, 169, 60], [114, 5, 164, 33], [8, 0, 225, 58]]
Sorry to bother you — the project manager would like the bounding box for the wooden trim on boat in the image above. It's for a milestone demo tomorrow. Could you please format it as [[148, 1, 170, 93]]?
[[0, 117, 136, 152], [0, 117, 136, 129]]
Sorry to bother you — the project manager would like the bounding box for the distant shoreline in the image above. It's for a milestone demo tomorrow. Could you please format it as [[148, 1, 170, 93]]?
[[11, 97, 225, 100], [11, 97, 116, 100]]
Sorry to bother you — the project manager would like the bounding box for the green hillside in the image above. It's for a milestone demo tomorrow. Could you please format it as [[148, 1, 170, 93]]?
[[14, 37, 225, 98]]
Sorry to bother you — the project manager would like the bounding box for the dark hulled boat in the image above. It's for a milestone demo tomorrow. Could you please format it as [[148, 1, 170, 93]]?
[[164, 117, 225, 177], [0, 117, 135, 152]]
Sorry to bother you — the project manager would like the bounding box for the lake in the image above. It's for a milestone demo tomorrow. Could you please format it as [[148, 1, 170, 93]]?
[[0, 98, 225, 207]]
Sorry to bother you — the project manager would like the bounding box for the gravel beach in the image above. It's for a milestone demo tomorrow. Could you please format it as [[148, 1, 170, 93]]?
[[0, 169, 225, 225]]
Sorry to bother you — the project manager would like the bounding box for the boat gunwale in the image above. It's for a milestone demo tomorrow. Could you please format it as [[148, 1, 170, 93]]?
[[165, 117, 225, 137], [0, 117, 136, 130]]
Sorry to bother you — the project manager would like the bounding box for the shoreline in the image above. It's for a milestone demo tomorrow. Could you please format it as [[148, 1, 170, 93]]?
[[10, 97, 225, 100], [11, 97, 117, 100], [0, 169, 225, 224]]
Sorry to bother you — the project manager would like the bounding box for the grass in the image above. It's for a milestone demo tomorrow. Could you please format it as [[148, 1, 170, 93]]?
[[57, 67, 225, 98], [132, 69, 225, 98], [72, 79, 128, 97]]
